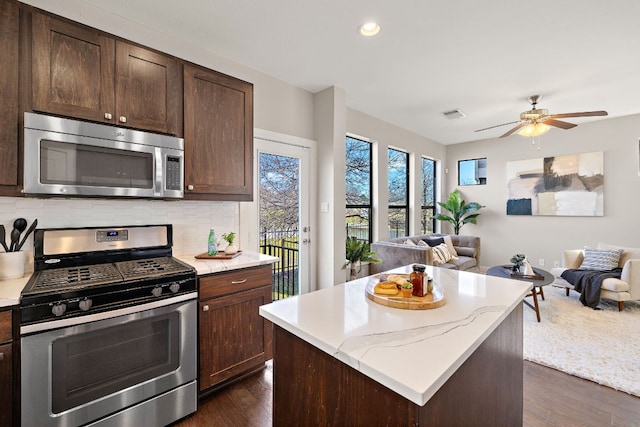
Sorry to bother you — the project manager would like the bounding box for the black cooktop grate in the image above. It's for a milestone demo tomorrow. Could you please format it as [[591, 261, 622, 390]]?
[[32, 264, 123, 292], [115, 256, 191, 280]]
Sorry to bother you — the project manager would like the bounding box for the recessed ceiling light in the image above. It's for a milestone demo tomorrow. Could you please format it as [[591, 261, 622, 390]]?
[[359, 22, 381, 37]]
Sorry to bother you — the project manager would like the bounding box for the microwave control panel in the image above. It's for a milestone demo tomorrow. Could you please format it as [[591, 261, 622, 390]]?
[[166, 156, 182, 191]]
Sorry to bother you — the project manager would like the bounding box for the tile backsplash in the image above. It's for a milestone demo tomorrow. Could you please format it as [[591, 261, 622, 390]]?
[[0, 197, 239, 264]]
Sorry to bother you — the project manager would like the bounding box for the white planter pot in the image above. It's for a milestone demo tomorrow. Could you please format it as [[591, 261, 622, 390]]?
[[224, 244, 238, 254]]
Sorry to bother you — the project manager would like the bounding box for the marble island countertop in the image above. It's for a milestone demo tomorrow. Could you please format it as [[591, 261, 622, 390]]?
[[0, 251, 279, 308], [259, 265, 532, 406]]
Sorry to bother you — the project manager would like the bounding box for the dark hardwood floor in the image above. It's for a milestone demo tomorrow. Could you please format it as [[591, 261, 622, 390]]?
[[176, 360, 640, 426]]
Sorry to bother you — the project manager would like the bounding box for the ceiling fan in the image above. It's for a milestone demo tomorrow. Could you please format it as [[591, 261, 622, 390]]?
[[475, 95, 608, 138]]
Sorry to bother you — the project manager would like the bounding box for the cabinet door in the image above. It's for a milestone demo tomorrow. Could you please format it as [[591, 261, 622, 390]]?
[[184, 64, 253, 201], [32, 11, 116, 123], [199, 286, 270, 391], [115, 41, 181, 135], [0, 343, 12, 427], [0, 0, 19, 189]]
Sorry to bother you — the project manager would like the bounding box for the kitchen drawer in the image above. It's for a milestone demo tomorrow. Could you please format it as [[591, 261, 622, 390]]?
[[199, 265, 271, 300], [0, 310, 11, 344]]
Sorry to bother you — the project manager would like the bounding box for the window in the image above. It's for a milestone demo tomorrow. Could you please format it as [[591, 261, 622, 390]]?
[[421, 157, 436, 233], [458, 158, 487, 185], [388, 148, 409, 238], [345, 136, 372, 242]]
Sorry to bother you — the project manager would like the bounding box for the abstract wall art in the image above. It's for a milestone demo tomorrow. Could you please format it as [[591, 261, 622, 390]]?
[[506, 151, 604, 216]]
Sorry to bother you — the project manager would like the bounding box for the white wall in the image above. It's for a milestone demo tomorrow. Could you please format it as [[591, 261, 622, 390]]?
[[444, 114, 640, 268]]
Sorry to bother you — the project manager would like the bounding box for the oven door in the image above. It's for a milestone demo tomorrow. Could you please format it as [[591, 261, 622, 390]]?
[[21, 297, 196, 427]]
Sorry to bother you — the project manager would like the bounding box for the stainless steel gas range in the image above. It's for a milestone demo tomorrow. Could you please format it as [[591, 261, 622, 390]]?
[[20, 224, 197, 427]]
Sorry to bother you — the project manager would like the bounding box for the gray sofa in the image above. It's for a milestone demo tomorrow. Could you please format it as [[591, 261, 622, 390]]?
[[370, 233, 481, 274]]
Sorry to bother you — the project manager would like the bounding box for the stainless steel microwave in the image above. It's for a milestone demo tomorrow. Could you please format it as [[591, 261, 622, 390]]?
[[23, 112, 184, 199]]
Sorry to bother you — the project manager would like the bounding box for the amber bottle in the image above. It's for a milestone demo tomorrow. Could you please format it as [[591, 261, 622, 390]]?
[[410, 264, 426, 297]]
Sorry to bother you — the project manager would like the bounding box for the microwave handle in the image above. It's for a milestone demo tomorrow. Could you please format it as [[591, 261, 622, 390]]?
[[155, 148, 164, 197]]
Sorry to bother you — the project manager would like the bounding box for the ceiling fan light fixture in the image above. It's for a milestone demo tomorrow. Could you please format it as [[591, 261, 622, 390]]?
[[359, 22, 381, 37], [518, 122, 550, 137]]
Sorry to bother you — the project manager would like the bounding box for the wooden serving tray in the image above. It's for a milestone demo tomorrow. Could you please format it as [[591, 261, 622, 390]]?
[[195, 250, 242, 260], [365, 277, 446, 310]]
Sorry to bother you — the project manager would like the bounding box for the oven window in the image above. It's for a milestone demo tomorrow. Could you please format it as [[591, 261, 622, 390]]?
[[51, 312, 180, 413], [40, 139, 153, 188]]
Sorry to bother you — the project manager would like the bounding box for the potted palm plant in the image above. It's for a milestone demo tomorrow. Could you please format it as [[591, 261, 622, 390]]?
[[435, 189, 485, 235], [345, 237, 381, 281]]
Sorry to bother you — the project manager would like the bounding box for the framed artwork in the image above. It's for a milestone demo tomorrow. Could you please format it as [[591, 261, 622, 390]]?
[[506, 151, 604, 216]]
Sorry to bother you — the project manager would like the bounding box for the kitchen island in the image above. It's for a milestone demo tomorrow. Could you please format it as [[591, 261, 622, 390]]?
[[259, 265, 532, 426]]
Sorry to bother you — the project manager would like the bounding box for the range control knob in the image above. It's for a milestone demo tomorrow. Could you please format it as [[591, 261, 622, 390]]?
[[169, 283, 180, 293], [79, 298, 93, 311], [151, 286, 163, 297], [51, 302, 67, 317]]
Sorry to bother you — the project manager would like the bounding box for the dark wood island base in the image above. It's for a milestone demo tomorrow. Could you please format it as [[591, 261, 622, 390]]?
[[272, 304, 523, 426]]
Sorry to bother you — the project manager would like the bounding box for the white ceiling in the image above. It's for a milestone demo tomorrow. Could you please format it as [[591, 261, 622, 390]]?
[[79, 0, 640, 144]]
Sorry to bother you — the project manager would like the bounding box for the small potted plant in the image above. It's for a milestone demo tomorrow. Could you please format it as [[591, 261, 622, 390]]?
[[510, 253, 526, 273], [401, 281, 413, 299], [222, 232, 238, 254]]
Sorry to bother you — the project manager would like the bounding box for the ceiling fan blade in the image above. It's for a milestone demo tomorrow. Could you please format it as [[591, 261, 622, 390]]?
[[548, 111, 608, 119], [474, 120, 521, 132], [541, 118, 577, 129], [500, 122, 526, 138]]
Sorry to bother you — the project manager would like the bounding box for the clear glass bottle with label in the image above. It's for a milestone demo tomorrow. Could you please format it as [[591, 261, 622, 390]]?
[[207, 228, 218, 256]]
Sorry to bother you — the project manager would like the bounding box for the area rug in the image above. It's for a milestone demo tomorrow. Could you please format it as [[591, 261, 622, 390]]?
[[523, 285, 640, 397]]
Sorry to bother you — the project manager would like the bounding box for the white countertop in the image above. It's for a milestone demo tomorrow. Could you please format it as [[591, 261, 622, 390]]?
[[259, 265, 532, 406], [175, 251, 279, 275], [0, 251, 278, 308], [0, 275, 30, 308]]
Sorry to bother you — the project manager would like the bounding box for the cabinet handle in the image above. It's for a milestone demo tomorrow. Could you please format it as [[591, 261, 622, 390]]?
[[119, 116, 127, 123], [202, 305, 209, 312], [104, 112, 113, 120], [0, 352, 3, 362], [187, 185, 194, 191], [231, 279, 248, 285]]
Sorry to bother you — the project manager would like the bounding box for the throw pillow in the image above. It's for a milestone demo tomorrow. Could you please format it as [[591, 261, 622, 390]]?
[[431, 243, 453, 265], [404, 239, 417, 246], [417, 240, 429, 247], [579, 248, 623, 271], [423, 237, 445, 247], [442, 235, 459, 259]]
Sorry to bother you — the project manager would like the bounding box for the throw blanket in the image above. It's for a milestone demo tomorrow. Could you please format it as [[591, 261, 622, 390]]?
[[561, 268, 623, 308]]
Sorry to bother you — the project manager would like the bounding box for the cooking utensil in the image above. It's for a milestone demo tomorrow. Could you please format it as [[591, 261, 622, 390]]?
[[16, 219, 38, 252], [0, 225, 8, 252], [9, 218, 27, 252]]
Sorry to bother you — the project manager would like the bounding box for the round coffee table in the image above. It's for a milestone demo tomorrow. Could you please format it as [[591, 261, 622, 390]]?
[[486, 265, 554, 322]]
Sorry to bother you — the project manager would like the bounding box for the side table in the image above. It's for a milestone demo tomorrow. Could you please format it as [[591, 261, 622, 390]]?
[[486, 265, 554, 322]]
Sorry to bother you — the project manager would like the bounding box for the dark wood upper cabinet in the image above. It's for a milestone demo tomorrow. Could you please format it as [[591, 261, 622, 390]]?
[[184, 63, 253, 201], [115, 41, 181, 135], [31, 12, 181, 136], [0, 0, 20, 190], [32, 12, 115, 124]]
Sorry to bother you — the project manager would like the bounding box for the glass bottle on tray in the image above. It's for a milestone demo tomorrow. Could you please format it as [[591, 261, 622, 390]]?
[[410, 264, 426, 297]]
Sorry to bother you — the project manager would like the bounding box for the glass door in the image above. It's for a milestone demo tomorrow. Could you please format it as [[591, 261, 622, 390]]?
[[240, 134, 311, 299]]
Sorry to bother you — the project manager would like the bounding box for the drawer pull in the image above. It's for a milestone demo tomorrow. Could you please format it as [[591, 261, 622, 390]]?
[[231, 279, 248, 285], [202, 305, 209, 312], [0, 353, 3, 361]]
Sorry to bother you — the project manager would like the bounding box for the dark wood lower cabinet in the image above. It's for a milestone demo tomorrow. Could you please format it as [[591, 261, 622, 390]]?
[[198, 265, 273, 393], [0, 342, 12, 427], [0, 308, 14, 427], [272, 304, 523, 426]]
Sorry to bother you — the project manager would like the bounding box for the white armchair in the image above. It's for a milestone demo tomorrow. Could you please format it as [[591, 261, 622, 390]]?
[[550, 243, 640, 311]]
